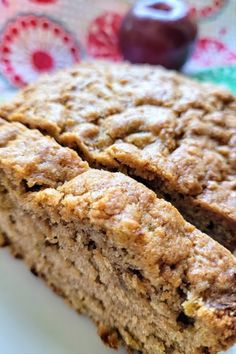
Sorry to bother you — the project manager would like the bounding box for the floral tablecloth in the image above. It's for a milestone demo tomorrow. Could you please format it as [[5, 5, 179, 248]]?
[[0, 0, 235, 97]]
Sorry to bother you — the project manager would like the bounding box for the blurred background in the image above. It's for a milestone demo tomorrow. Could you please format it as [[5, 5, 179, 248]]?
[[0, 0, 235, 98]]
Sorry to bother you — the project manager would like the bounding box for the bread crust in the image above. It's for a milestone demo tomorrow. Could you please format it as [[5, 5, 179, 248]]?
[[1, 62, 235, 250]]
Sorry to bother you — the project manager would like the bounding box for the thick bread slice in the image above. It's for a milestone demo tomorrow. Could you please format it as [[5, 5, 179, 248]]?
[[0, 119, 235, 354]]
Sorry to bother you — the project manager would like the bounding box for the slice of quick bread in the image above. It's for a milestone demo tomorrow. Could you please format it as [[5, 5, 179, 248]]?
[[1, 62, 235, 251], [0, 118, 235, 354]]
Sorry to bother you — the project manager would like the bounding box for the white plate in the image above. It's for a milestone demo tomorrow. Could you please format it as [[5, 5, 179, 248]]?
[[0, 248, 235, 354]]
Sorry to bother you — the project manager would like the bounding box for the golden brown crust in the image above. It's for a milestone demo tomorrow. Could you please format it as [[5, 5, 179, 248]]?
[[0, 119, 235, 353], [1, 61, 235, 237]]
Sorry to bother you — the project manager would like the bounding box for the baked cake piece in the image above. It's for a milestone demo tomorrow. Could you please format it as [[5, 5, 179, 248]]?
[[0, 118, 236, 354], [1, 62, 235, 251]]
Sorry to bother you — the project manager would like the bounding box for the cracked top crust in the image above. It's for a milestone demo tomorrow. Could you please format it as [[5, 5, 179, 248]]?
[[0, 118, 88, 188], [0, 61, 235, 221]]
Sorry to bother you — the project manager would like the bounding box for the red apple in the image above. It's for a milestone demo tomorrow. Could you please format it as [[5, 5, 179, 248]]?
[[119, 0, 197, 70]]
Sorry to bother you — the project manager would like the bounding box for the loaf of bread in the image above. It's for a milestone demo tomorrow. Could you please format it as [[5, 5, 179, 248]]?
[[1, 62, 235, 251], [0, 118, 235, 354]]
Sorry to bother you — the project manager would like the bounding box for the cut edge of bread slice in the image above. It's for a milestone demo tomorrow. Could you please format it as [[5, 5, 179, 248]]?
[[0, 118, 235, 354]]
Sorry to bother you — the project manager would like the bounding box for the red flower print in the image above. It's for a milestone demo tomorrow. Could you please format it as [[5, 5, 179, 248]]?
[[186, 0, 228, 19], [0, 15, 80, 87], [189, 38, 236, 69], [86, 12, 123, 61]]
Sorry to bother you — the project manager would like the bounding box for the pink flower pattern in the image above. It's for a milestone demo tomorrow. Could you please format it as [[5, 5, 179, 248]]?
[[0, 15, 80, 87], [186, 0, 228, 19], [191, 38, 236, 68], [86, 12, 123, 61]]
